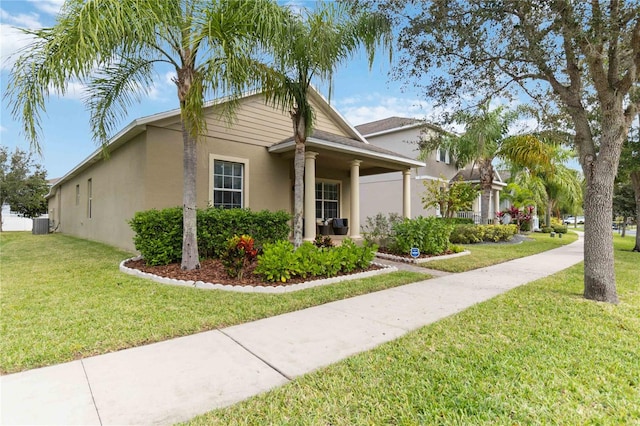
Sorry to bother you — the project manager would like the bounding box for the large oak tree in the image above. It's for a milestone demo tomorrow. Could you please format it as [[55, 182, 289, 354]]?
[[384, 0, 640, 303]]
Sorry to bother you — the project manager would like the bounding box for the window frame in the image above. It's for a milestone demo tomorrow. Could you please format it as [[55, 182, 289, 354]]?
[[315, 180, 341, 220], [208, 154, 249, 209]]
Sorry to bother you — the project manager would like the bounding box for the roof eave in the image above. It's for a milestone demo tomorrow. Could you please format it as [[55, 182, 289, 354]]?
[[268, 138, 425, 168]]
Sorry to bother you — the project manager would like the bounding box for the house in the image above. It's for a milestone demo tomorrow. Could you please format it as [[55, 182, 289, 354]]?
[[449, 168, 507, 224], [356, 116, 505, 224], [46, 89, 423, 252], [356, 117, 460, 222]]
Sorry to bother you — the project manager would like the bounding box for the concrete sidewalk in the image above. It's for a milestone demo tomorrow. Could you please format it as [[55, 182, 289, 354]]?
[[1, 235, 584, 426]]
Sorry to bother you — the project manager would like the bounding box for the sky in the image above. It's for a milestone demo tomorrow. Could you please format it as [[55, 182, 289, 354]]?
[[0, 0, 445, 179]]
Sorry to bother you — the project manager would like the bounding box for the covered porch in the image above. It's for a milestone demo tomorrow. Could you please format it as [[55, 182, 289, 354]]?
[[268, 130, 424, 241]]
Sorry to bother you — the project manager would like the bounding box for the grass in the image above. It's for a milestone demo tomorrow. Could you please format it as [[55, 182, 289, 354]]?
[[427, 231, 578, 272], [185, 235, 640, 426], [0, 232, 428, 374]]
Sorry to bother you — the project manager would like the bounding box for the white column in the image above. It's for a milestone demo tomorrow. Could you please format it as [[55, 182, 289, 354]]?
[[304, 151, 318, 241], [402, 169, 411, 219], [349, 160, 362, 239], [493, 189, 501, 224]]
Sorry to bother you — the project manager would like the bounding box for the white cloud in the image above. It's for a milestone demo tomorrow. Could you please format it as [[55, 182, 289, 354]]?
[[28, 0, 64, 16], [0, 125, 7, 132], [0, 8, 41, 28], [0, 7, 45, 71]]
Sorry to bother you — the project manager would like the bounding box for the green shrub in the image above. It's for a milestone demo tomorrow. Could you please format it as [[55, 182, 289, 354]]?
[[254, 240, 297, 283], [129, 207, 291, 265], [540, 226, 553, 233], [449, 224, 517, 244], [254, 239, 378, 283], [449, 224, 485, 244], [439, 217, 475, 225], [129, 208, 183, 266], [450, 244, 466, 253], [552, 224, 568, 234], [362, 212, 403, 248], [390, 216, 454, 255]]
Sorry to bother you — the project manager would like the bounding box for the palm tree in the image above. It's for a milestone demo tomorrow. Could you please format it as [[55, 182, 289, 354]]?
[[500, 135, 583, 227], [6, 0, 287, 270], [421, 102, 521, 224], [263, 2, 392, 247]]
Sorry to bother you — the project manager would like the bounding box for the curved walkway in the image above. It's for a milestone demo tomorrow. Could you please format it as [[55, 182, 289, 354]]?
[[1, 234, 584, 426]]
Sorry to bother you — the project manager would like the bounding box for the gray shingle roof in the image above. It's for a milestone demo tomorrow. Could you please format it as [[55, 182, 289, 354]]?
[[354, 116, 423, 135], [272, 129, 417, 161]]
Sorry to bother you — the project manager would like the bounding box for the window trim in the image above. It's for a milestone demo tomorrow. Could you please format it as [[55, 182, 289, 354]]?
[[208, 154, 250, 209], [315, 179, 342, 220]]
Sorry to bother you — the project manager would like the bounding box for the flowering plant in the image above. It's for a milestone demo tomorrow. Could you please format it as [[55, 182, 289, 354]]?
[[497, 205, 534, 232], [221, 234, 258, 279]]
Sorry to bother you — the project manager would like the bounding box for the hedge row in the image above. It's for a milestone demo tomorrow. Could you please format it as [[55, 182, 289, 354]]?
[[449, 224, 518, 244], [129, 207, 291, 265]]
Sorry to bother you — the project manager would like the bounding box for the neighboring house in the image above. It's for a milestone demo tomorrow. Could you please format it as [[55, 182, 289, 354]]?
[[449, 168, 507, 224], [356, 117, 460, 223], [46, 89, 423, 252]]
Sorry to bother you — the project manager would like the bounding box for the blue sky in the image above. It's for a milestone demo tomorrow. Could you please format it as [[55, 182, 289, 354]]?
[[0, 0, 439, 179]]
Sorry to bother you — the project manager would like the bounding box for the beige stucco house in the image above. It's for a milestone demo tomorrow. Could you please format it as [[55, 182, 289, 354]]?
[[46, 90, 423, 252], [356, 116, 505, 224]]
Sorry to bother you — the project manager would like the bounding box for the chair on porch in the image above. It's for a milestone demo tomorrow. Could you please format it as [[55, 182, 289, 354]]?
[[332, 218, 349, 235]]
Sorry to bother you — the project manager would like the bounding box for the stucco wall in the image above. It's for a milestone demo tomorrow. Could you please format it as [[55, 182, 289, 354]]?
[[48, 134, 147, 251]]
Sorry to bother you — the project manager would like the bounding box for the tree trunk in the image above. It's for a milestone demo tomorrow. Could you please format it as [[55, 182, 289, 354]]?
[[631, 170, 640, 252], [292, 112, 306, 248], [582, 139, 620, 303], [180, 121, 200, 270], [478, 159, 493, 224]]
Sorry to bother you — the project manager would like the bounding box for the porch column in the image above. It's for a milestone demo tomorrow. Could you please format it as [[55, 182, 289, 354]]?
[[349, 160, 362, 238], [304, 151, 318, 241], [403, 169, 411, 219], [493, 189, 501, 224]]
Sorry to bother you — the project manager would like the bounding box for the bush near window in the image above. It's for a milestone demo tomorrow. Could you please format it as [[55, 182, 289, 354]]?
[[255, 239, 378, 283], [449, 224, 518, 244], [220, 235, 258, 279], [391, 216, 455, 256], [129, 207, 291, 266]]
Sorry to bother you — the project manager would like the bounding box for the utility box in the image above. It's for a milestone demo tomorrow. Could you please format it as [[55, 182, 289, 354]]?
[[32, 218, 49, 235]]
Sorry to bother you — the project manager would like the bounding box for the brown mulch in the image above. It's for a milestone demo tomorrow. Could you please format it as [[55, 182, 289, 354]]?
[[124, 258, 382, 288]]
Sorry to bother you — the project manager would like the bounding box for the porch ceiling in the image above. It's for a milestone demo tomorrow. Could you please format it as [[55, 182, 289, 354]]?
[[268, 130, 424, 176]]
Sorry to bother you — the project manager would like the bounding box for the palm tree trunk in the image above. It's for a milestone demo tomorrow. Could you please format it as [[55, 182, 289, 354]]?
[[631, 170, 640, 252], [478, 159, 493, 224], [180, 121, 200, 270], [292, 113, 306, 248]]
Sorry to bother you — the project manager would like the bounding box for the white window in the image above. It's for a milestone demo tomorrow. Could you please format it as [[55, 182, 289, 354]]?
[[213, 160, 244, 209], [437, 148, 450, 164], [315, 182, 339, 220]]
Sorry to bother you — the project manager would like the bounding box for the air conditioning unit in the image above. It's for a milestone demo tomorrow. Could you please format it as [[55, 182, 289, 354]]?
[[32, 218, 49, 235]]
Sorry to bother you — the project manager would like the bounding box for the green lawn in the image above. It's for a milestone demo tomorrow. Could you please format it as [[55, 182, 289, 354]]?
[[0, 232, 428, 374], [427, 231, 578, 272], [185, 235, 640, 425]]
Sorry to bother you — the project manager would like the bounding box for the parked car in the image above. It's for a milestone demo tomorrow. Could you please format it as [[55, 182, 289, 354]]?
[[563, 216, 585, 225]]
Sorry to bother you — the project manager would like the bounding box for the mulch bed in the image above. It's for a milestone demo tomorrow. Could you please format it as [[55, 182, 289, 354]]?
[[124, 258, 382, 288]]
